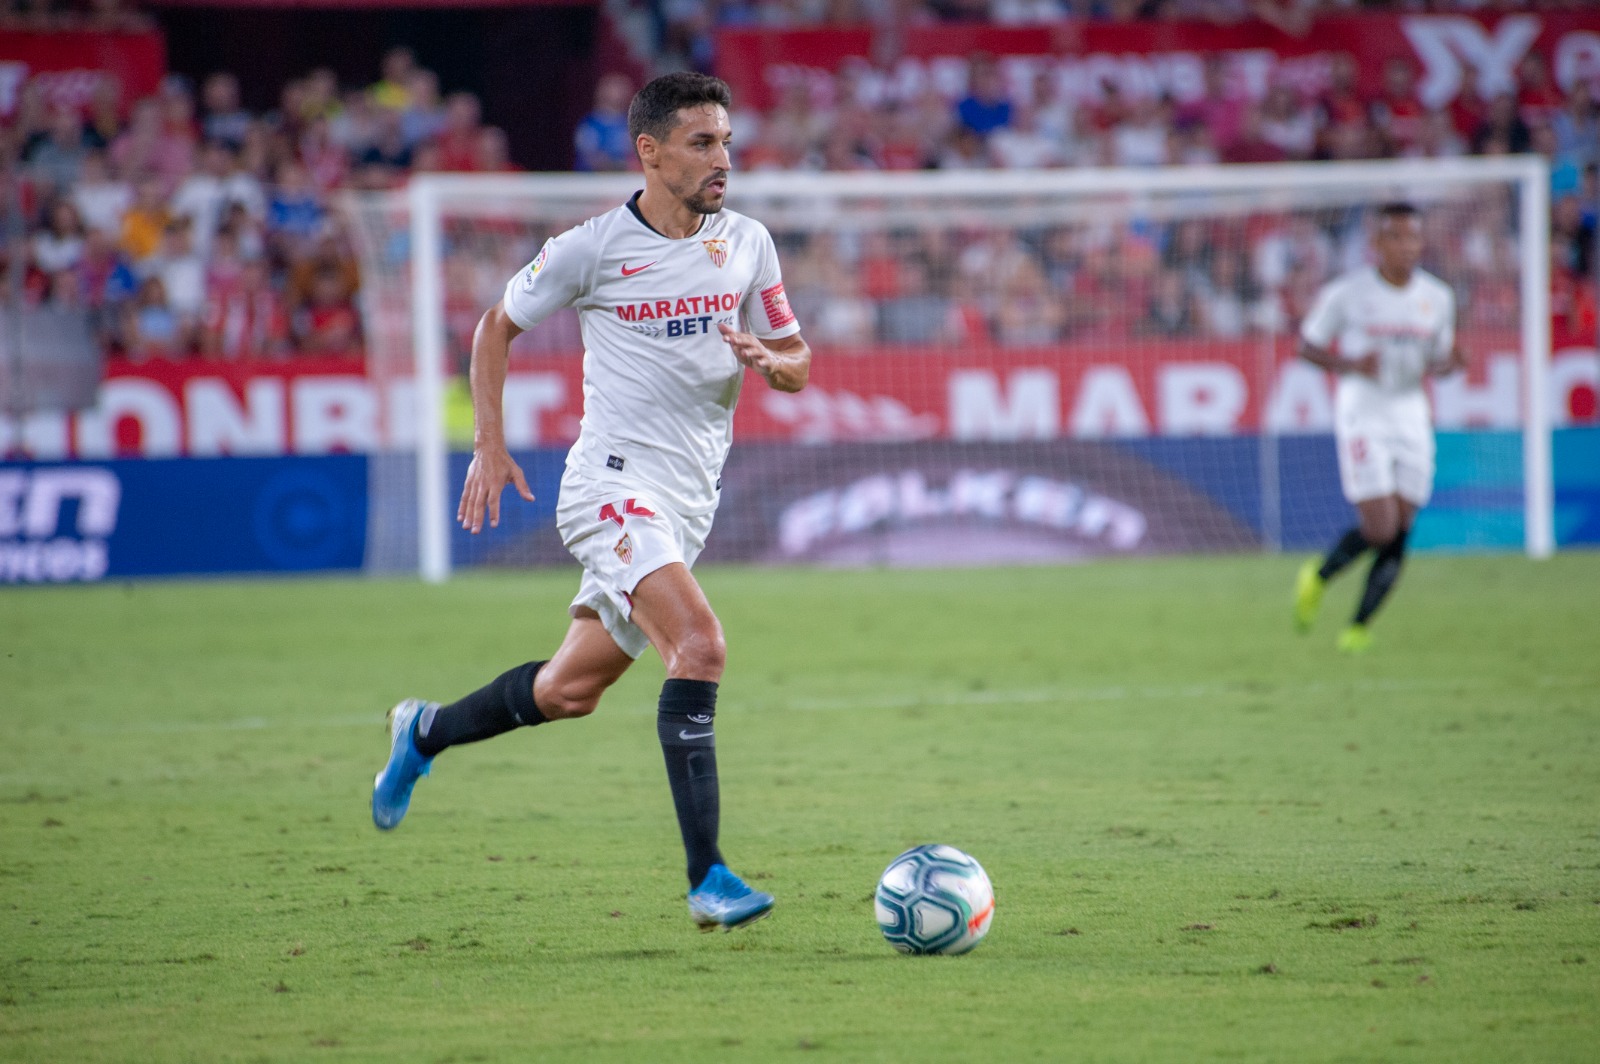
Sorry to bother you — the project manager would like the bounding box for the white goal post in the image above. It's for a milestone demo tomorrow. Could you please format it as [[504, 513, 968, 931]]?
[[346, 156, 1552, 582]]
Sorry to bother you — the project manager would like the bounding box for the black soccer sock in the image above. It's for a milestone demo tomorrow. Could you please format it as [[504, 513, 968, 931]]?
[[1354, 530, 1408, 626], [1318, 527, 1371, 581], [414, 661, 548, 758], [657, 678, 725, 889]]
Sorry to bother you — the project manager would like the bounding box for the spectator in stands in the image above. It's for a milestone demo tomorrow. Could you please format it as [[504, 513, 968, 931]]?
[[147, 216, 207, 338], [1473, 93, 1531, 155], [1195, 248, 1254, 339], [880, 257, 958, 344], [286, 228, 360, 311], [111, 97, 192, 193], [1181, 55, 1246, 155], [1551, 84, 1599, 167], [435, 92, 484, 171], [331, 89, 382, 161], [31, 199, 87, 277], [77, 227, 139, 345], [938, 125, 992, 169], [170, 140, 238, 256], [21, 104, 95, 190], [574, 73, 636, 172], [119, 176, 171, 263], [203, 258, 289, 360], [1258, 84, 1316, 160], [369, 47, 418, 111], [293, 266, 362, 353], [1405, 109, 1467, 159], [993, 262, 1064, 345], [1222, 106, 1287, 164], [266, 161, 325, 259], [990, 103, 1063, 168], [121, 276, 184, 359], [355, 108, 414, 185], [475, 127, 519, 173], [1371, 57, 1425, 155], [69, 149, 132, 237], [201, 72, 252, 149], [1140, 268, 1197, 337], [400, 69, 446, 149], [1517, 52, 1565, 132], [957, 54, 1012, 137], [1111, 94, 1172, 166]]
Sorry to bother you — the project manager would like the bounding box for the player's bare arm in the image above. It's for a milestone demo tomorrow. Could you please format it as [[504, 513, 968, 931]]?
[[719, 324, 810, 393], [1429, 340, 1468, 377], [458, 300, 535, 533], [1298, 338, 1377, 378]]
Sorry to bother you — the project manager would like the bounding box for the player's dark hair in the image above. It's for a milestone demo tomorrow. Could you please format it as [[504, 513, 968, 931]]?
[[1378, 202, 1420, 222], [628, 72, 732, 147]]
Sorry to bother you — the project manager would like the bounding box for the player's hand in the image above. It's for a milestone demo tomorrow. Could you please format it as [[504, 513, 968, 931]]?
[[457, 445, 535, 534], [1347, 353, 1380, 379], [719, 322, 779, 378]]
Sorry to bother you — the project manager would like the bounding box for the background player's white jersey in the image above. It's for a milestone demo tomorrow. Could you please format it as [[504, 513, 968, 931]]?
[[1299, 265, 1455, 421], [503, 193, 801, 516], [1300, 265, 1456, 506]]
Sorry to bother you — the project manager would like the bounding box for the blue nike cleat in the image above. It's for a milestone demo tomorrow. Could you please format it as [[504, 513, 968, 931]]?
[[371, 699, 435, 830], [687, 864, 775, 932]]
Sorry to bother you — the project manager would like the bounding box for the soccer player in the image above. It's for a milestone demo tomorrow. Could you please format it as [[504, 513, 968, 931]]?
[[371, 72, 811, 931], [1292, 202, 1465, 652]]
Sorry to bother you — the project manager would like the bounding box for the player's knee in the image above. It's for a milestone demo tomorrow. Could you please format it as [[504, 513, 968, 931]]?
[[666, 623, 726, 681], [1360, 514, 1398, 547]]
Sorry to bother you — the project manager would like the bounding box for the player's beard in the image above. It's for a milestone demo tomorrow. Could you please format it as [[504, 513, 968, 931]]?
[[682, 174, 728, 215]]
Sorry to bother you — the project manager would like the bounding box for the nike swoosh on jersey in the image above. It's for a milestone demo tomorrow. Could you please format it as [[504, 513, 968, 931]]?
[[621, 261, 658, 276]]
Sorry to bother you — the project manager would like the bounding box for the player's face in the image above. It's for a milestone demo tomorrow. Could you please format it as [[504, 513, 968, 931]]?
[[1375, 215, 1424, 277], [651, 104, 732, 215]]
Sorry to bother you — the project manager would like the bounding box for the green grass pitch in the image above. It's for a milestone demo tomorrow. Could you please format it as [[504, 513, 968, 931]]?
[[2, 553, 1598, 1062]]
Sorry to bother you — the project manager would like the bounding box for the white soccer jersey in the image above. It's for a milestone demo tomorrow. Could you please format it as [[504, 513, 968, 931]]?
[[502, 193, 801, 516], [1300, 265, 1456, 505], [1299, 265, 1456, 421]]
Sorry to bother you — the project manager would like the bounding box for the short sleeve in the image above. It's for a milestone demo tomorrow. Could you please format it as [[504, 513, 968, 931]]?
[[1299, 277, 1345, 349], [502, 224, 592, 331], [1433, 285, 1457, 358], [740, 224, 802, 341]]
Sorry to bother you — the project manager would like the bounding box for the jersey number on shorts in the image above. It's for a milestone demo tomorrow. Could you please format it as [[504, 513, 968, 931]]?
[[600, 499, 656, 527], [1349, 437, 1368, 464]]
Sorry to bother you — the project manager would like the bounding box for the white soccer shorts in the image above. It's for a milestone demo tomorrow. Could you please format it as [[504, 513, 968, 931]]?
[[1335, 411, 1435, 507], [556, 488, 713, 659]]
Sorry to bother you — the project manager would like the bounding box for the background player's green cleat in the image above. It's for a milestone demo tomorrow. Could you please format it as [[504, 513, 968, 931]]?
[[1293, 560, 1325, 632], [1337, 623, 1372, 654]]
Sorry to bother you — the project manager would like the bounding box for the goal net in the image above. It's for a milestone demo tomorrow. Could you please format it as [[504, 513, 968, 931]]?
[[341, 159, 1552, 581]]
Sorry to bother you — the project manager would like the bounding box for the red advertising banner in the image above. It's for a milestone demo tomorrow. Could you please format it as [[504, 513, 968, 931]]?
[[716, 13, 1600, 113], [146, 0, 591, 7], [0, 31, 165, 118], [2, 339, 1591, 461]]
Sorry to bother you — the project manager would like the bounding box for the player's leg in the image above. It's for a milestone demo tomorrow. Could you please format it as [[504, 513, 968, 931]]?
[[1337, 494, 1406, 653], [372, 611, 633, 830], [1342, 421, 1431, 651], [629, 562, 773, 931], [1297, 427, 1382, 632]]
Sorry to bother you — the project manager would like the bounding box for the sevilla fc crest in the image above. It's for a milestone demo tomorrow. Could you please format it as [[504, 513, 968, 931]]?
[[701, 239, 729, 268], [614, 533, 634, 565]]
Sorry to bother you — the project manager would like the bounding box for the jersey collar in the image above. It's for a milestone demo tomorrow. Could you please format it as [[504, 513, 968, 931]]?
[[626, 190, 710, 240]]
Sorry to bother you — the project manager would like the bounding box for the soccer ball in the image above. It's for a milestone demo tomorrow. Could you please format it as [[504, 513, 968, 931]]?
[[874, 844, 994, 955]]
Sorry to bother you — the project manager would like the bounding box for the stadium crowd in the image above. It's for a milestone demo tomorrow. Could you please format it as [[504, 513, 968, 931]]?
[[2, 0, 1596, 360]]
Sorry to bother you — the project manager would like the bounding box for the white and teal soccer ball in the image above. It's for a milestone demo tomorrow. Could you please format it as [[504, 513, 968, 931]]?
[[874, 844, 994, 955]]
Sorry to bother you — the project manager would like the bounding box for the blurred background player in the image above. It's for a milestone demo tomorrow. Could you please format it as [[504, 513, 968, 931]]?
[[1293, 203, 1466, 652], [371, 72, 811, 932]]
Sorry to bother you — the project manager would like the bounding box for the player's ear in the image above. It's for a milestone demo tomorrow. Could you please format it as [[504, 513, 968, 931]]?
[[635, 133, 657, 169]]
